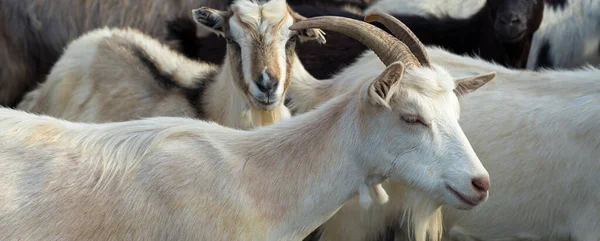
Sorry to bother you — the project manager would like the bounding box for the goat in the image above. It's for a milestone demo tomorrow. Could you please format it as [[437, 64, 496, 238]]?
[[17, 0, 326, 130], [527, 0, 600, 70], [0, 0, 229, 108], [0, 22, 493, 238], [165, 0, 543, 82], [289, 13, 600, 241], [287, 14, 496, 241]]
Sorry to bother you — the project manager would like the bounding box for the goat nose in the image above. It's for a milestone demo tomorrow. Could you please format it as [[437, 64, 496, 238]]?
[[256, 80, 278, 94], [471, 176, 490, 193], [499, 15, 522, 26]]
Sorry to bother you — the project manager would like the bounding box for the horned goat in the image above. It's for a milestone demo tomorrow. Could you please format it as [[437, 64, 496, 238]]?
[[18, 0, 326, 130], [0, 27, 492, 239], [289, 13, 600, 241], [287, 14, 496, 241], [527, 0, 600, 69]]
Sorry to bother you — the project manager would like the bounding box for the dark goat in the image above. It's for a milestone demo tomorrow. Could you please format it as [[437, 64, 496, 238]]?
[[168, 0, 544, 80], [404, 0, 545, 68], [0, 0, 227, 108]]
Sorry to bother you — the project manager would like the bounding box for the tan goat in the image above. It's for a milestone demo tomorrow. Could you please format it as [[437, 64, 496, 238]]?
[[18, 0, 325, 130]]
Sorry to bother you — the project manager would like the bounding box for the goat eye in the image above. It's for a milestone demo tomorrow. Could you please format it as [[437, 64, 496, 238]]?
[[402, 115, 426, 126], [225, 37, 233, 44]]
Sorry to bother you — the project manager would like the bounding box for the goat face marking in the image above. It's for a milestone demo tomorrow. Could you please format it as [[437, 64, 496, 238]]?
[[192, 0, 325, 110]]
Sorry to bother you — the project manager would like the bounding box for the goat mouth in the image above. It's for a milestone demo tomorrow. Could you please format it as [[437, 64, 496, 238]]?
[[497, 30, 527, 43], [445, 184, 478, 207], [252, 96, 279, 109]]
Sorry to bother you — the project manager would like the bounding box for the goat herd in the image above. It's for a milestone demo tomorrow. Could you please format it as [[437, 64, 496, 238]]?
[[0, 0, 598, 240]]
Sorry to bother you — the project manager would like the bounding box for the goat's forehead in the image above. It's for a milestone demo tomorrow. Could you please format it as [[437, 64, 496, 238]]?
[[392, 66, 459, 116], [402, 66, 455, 95], [229, 0, 292, 39], [393, 89, 458, 119]]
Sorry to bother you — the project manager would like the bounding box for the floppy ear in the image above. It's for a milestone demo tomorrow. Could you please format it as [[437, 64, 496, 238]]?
[[192, 7, 229, 36], [453, 72, 496, 96], [364, 61, 405, 108], [289, 9, 327, 44]]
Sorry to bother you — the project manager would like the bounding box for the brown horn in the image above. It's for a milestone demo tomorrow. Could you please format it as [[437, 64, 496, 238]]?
[[365, 12, 431, 67], [289, 16, 420, 67]]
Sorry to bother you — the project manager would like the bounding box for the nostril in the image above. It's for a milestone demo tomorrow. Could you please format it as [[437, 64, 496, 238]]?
[[499, 15, 522, 26], [471, 176, 490, 193], [256, 81, 278, 94]]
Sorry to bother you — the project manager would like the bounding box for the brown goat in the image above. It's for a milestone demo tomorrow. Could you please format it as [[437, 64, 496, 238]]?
[[0, 0, 227, 108]]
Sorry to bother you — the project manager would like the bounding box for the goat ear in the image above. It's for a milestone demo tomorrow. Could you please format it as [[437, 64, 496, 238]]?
[[453, 72, 496, 96], [192, 7, 228, 36], [364, 62, 405, 108], [289, 10, 327, 44], [297, 28, 327, 44]]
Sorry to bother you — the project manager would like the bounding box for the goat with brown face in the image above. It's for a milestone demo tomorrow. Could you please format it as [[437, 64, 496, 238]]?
[[192, 0, 325, 110], [17, 0, 326, 130]]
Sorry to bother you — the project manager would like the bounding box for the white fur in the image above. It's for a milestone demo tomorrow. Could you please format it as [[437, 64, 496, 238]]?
[[287, 47, 600, 241], [527, 0, 600, 69], [288, 53, 493, 241], [364, 0, 485, 18], [0, 56, 485, 240]]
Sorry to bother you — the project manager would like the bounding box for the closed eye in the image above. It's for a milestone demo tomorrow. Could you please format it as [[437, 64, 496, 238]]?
[[402, 115, 428, 127]]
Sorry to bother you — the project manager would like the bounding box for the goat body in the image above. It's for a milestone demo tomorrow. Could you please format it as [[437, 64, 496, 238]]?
[[0, 101, 373, 241], [0, 0, 226, 108]]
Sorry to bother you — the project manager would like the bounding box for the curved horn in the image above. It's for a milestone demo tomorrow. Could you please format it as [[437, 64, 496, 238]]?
[[365, 12, 431, 67], [289, 16, 420, 67]]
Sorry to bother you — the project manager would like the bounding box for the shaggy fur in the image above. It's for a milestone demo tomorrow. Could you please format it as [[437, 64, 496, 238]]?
[[287, 46, 600, 241], [527, 0, 600, 69], [0, 57, 489, 240], [0, 0, 227, 108], [18, 0, 326, 130]]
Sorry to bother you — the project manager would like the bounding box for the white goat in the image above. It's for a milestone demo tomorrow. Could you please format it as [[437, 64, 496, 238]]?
[[289, 13, 600, 241], [288, 14, 495, 241], [17, 0, 326, 130], [0, 35, 492, 240], [527, 0, 600, 69]]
